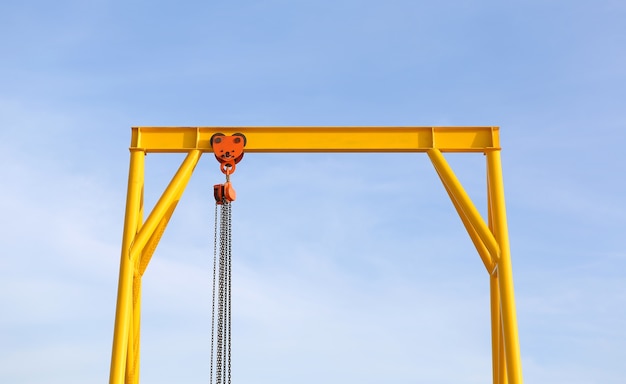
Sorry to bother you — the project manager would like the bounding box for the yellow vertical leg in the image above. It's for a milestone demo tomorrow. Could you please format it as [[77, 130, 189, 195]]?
[[490, 270, 508, 384], [499, 308, 508, 384], [126, 275, 142, 384], [110, 149, 145, 384], [488, 167, 506, 384], [127, 187, 144, 384], [487, 150, 523, 384], [489, 271, 499, 384], [110, 149, 201, 384]]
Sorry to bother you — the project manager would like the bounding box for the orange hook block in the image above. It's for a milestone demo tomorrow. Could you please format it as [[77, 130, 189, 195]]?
[[213, 181, 236, 204], [211, 133, 246, 175], [211, 133, 245, 204]]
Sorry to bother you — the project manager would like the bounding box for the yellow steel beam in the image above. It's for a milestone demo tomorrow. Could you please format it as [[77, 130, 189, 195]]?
[[487, 150, 522, 384], [125, 274, 141, 384], [429, 149, 496, 273], [139, 203, 178, 276], [126, 193, 144, 384], [131, 126, 500, 153], [437, 172, 496, 273], [427, 149, 500, 261], [110, 149, 200, 384], [110, 149, 144, 384], [111, 127, 524, 384], [490, 270, 507, 384], [129, 150, 201, 265]]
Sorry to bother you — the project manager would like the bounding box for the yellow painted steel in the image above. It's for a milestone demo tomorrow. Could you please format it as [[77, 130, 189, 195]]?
[[110, 149, 200, 384], [110, 149, 144, 383], [110, 127, 523, 384], [126, 274, 141, 384], [139, 203, 177, 276], [427, 149, 501, 262], [490, 271, 508, 384], [130, 150, 201, 271], [487, 168, 508, 384], [429, 151, 496, 273], [487, 150, 523, 384], [131, 126, 500, 153]]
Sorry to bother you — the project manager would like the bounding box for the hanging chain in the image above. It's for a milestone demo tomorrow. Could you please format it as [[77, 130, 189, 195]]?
[[226, 202, 232, 384], [210, 203, 218, 384], [210, 132, 244, 384], [211, 197, 232, 384]]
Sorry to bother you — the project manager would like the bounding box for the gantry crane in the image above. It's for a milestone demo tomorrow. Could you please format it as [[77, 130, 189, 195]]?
[[109, 127, 523, 384]]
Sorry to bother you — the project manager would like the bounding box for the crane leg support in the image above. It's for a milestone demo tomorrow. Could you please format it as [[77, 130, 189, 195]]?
[[490, 270, 508, 384], [109, 149, 202, 384], [110, 149, 145, 384], [433, 163, 496, 273], [487, 150, 523, 384], [427, 149, 499, 267]]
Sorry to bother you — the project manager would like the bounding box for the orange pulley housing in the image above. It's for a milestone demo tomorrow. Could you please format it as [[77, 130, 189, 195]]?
[[213, 182, 236, 204], [211, 133, 246, 174], [211, 133, 246, 204]]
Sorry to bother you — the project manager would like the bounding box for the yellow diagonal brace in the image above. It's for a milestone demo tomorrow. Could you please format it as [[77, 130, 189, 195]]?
[[435, 168, 496, 273], [427, 149, 500, 262], [129, 149, 201, 266], [131, 126, 500, 153], [139, 201, 178, 276]]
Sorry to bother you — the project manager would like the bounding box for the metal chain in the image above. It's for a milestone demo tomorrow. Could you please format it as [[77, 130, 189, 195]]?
[[210, 203, 218, 384], [212, 197, 232, 384], [226, 202, 232, 384], [217, 201, 225, 384]]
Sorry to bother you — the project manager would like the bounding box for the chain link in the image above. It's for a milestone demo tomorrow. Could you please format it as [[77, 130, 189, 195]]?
[[212, 197, 232, 384], [210, 203, 218, 384], [227, 202, 232, 384]]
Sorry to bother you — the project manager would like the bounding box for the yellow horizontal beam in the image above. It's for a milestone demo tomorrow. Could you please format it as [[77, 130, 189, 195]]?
[[131, 127, 500, 153]]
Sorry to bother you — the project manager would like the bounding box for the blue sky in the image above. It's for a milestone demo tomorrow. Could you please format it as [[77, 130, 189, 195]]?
[[1, 1, 625, 383]]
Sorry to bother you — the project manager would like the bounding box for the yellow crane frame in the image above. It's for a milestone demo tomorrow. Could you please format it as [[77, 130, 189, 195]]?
[[110, 126, 523, 384]]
